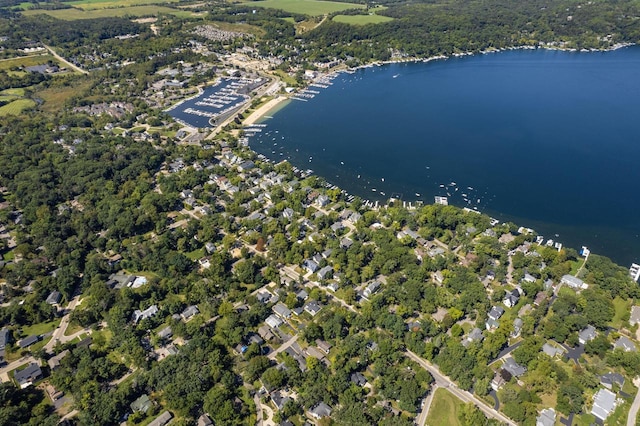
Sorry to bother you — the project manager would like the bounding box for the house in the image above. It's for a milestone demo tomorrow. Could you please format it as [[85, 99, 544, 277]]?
[[316, 195, 330, 207], [205, 242, 216, 253], [238, 160, 255, 171], [271, 391, 290, 411], [502, 357, 526, 378], [296, 290, 309, 301], [257, 291, 272, 304], [132, 305, 159, 324], [630, 306, 640, 326], [258, 325, 275, 341], [317, 265, 333, 280], [561, 274, 588, 290], [305, 346, 326, 361], [265, 314, 283, 329], [363, 281, 381, 299], [433, 271, 444, 285], [157, 326, 173, 340], [309, 402, 332, 419], [47, 349, 69, 370], [0, 328, 10, 350], [512, 318, 523, 338], [14, 363, 42, 388], [330, 222, 344, 233], [316, 339, 332, 354], [630, 263, 640, 282], [491, 369, 512, 391], [578, 325, 597, 345], [462, 328, 484, 348], [46, 290, 62, 305], [534, 292, 547, 306], [340, 237, 353, 249], [197, 414, 214, 426], [614, 336, 637, 352], [181, 305, 199, 321], [273, 303, 292, 319], [503, 289, 520, 308], [600, 372, 625, 390], [148, 411, 173, 426], [488, 306, 505, 321], [542, 343, 566, 358], [350, 372, 367, 387], [327, 283, 339, 292], [303, 259, 319, 274], [536, 408, 556, 426], [486, 318, 500, 330], [591, 388, 617, 421], [18, 335, 39, 348], [304, 301, 322, 316], [523, 273, 537, 283], [131, 394, 153, 413]]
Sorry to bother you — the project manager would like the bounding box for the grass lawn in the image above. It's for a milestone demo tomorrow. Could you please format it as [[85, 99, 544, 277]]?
[[332, 13, 393, 24], [65, 0, 181, 11], [185, 248, 205, 261], [573, 413, 596, 426], [3, 250, 15, 261], [425, 388, 465, 426], [241, 0, 363, 16], [22, 5, 194, 20], [0, 55, 57, 71], [21, 319, 60, 337], [0, 99, 36, 116], [609, 297, 631, 329], [1, 88, 26, 96]]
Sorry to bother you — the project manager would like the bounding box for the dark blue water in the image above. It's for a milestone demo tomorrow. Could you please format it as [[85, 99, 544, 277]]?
[[168, 79, 247, 128], [250, 48, 640, 266]]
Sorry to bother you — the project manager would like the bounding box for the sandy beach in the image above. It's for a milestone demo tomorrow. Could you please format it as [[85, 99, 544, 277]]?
[[243, 95, 288, 125]]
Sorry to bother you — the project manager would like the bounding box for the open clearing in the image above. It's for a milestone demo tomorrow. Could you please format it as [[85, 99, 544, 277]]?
[[22, 5, 193, 20], [241, 0, 363, 16], [0, 99, 36, 116], [64, 0, 181, 10], [426, 388, 464, 426], [333, 13, 392, 24], [0, 55, 59, 71]]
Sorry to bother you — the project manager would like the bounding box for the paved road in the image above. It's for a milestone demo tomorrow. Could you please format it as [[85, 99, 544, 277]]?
[[493, 341, 523, 363], [267, 334, 299, 361], [416, 384, 437, 426], [405, 351, 517, 426], [42, 44, 88, 75], [44, 297, 84, 353], [627, 378, 640, 426]]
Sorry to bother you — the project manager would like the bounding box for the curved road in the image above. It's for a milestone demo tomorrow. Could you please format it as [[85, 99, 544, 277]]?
[[627, 378, 640, 426]]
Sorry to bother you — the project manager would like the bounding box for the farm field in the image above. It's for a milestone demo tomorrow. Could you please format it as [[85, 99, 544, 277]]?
[[22, 5, 194, 20], [0, 99, 37, 116], [240, 0, 363, 16], [0, 55, 58, 71], [64, 0, 181, 11], [333, 13, 393, 24]]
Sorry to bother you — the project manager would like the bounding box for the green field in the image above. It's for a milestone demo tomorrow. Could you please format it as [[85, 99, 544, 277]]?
[[0, 99, 36, 116], [332, 13, 392, 24], [1, 88, 26, 96], [22, 5, 194, 20], [426, 388, 464, 426], [65, 0, 181, 11], [242, 0, 363, 16], [0, 55, 57, 71]]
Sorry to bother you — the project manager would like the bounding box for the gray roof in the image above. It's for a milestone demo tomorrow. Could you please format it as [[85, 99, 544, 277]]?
[[273, 303, 292, 318], [310, 402, 332, 418], [536, 408, 556, 426], [503, 357, 526, 377], [578, 325, 597, 343], [600, 372, 625, 388], [591, 388, 616, 420], [158, 326, 173, 340], [148, 411, 173, 426], [0, 328, 10, 349], [47, 349, 69, 370], [130, 394, 152, 413], [304, 301, 322, 315], [614, 336, 637, 352], [19, 335, 39, 348], [542, 343, 565, 358], [46, 290, 62, 305], [181, 305, 199, 320], [351, 372, 367, 386], [14, 363, 42, 386], [561, 274, 587, 289], [631, 306, 640, 326], [133, 305, 159, 323], [488, 306, 505, 320]]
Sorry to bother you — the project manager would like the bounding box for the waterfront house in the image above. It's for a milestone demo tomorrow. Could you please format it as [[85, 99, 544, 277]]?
[[561, 274, 588, 290]]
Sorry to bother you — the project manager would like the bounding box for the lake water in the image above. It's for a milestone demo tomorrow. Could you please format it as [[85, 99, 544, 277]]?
[[249, 48, 640, 266]]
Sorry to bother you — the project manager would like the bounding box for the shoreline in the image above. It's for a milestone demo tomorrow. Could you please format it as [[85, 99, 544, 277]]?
[[243, 95, 289, 126]]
